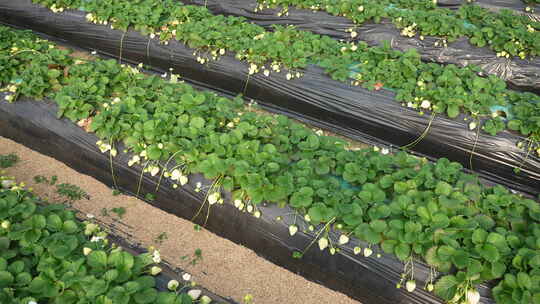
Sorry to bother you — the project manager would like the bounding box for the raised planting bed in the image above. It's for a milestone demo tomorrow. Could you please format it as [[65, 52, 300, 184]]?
[[0, 174, 236, 304], [1, 0, 539, 197], [1, 27, 540, 304], [180, 0, 540, 94], [251, 0, 540, 58]]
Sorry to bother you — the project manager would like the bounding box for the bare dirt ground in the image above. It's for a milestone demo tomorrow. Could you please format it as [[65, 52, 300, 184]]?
[[1, 136, 360, 304]]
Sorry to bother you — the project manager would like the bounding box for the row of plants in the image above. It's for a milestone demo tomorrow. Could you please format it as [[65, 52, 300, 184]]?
[[2, 26, 540, 304], [255, 0, 539, 59], [0, 175, 216, 302], [28, 0, 540, 156]]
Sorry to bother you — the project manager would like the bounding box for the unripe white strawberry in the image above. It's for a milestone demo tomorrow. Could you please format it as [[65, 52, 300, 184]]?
[[466, 289, 480, 304], [338, 234, 349, 245], [289, 225, 298, 236], [318, 237, 329, 250], [406, 280, 416, 292]]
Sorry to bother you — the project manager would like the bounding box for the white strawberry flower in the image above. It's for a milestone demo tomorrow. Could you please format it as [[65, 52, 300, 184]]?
[[406, 280, 416, 292], [353, 246, 361, 255], [208, 192, 220, 205], [110, 149, 118, 157], [188, 290, 202, 300], [1, 180, 14, 189], [358, 5, 364, 12], [182, 273, 192, 281], [381, 148, 389, 155], [219, 48, 226, 55], [466, 289, 480, 304], [90, 236, 105, 243], [150, 266, 162, 276], [179, 175, 188, 186], [152, 250, 161, 263], [351, 44, 358, 51], [167, 280, 179, 291], [420, 100, 431, 109], [469, 121, 477, 130], [330, 247, 336, 255], [171, 169, 182, 180], [426, 283, 434, 292], [304, 214, 311, 222], [128, 155, 141, 167], [264, 69, 270, 76], [247, 205, 253, 213], [338, 234, 349, 245], [351, 31, 358, 38], [254, 211, 261, 218], [289, 225, 298, 236], [234, 199, 242, 208], [318, 237, 329, 250], [83, 247, 93, 256], [286, 73, 292, 80]]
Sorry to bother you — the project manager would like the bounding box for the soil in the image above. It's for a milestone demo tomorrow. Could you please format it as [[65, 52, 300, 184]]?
[[0, 136, 360, 304]]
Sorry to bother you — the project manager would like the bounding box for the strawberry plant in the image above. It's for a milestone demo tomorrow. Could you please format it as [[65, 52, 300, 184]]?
[[255, 0, 540, 59], [2, 26, 540, 304], [0, 176, 215, 303], [23, 0, 540, 151]]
